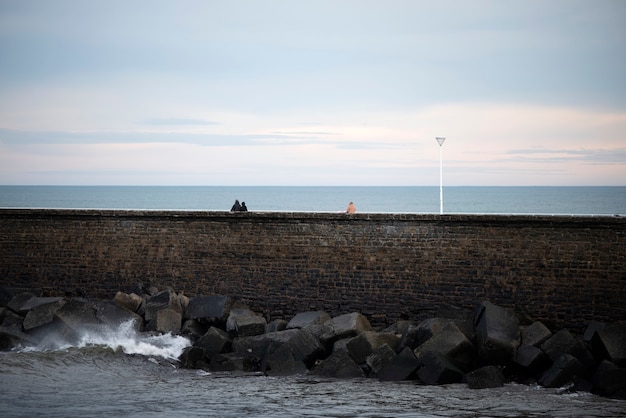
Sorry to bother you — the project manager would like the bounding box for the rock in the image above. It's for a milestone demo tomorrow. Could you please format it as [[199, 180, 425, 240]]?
[[265, 343, 308, 376], [474, 301, 520, 365], [209, 353, 258, 372], [413, 318, 457, 347], [181, 319, 207, 342], [233, 329, 301, 360], [417, 351, 464, 385], [310, 350, 365, 378], [7, 292, 37, 314], [346, 331, 401, 364], [152, 308, 182, 334], [113, 291, 143, 313], [539, 354, 585, 388], [0, 326, 38, 350], [144, 289, 183, 322], [414, 322, 475, 371], [592, 323, 626, 367], [378, 347, 420, 381], [591, 360, 626, 397], [286, 311, 331, 329], [95, 301, 143, 332], [398, 324, 421, 350], [179, 346, 209, 369], [185, 295, 232, 323], [514, 344, 551, 377], [366, 343, 397, 377], [266, 319, 288, 333], [522, 321, 552, 347], [22, 299, 66, 331], [315, 312, 373, 345], [195, 326, 232, 355], [54, 299, 101, 332], [540, 329, 577, 362], [227, 308, 267, 337], [465, 365, 505, 389], [18, 297, 65, 313], [1, 307, 25, 330], [583, 321, 605, 343], [282, 329, 325, 367]]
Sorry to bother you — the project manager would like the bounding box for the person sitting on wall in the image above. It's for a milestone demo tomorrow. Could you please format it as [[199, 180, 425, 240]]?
[[231, 199, 242, 211], [240, 202, 248, 211], [346, 201, 356, 214]]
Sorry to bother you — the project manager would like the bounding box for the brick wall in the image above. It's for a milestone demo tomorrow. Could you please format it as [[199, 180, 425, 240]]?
[[1, 209, 624, 332]]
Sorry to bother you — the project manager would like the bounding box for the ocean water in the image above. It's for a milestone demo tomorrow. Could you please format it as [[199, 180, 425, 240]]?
[[1, 325, 625, 418], [0, 185, 625, 215]]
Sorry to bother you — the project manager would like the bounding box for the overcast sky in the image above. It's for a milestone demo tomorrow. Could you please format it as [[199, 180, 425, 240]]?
[[1, 0, 625, 186]]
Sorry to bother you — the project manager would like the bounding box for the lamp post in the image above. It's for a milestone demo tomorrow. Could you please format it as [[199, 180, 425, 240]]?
[[436, 137, 446, 214]]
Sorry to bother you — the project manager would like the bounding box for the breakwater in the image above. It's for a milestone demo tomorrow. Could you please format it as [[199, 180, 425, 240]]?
[[0, 209, 624, 332]]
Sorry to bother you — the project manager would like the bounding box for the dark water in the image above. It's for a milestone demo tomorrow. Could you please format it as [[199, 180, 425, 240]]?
[[0, 325, 624, 417], [1, 186, 625, 215]]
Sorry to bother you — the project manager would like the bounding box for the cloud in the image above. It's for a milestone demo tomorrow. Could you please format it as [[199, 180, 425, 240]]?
[[142, 118, 220, 126]]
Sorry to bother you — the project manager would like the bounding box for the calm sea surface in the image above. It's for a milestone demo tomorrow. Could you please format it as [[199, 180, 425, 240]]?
[[1, 186, 625, 215]]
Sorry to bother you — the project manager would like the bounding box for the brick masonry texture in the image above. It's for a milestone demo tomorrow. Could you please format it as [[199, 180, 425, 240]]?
[[1, 209, 624, 332]]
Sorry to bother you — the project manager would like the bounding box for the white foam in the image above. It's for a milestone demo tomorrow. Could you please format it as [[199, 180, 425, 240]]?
[[77, 320, 191, 360]]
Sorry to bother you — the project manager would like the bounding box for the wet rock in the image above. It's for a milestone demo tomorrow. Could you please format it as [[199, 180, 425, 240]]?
[[181, 319, 207, 343], [346, 331, 401, 364], [95, 301, 143, 332], [19, 297, 65, 313], [310, 350, 364, 378], [113, 291, 143, 313], [179, 346, 209, 369], [514, 344, 551, 377], [474, 301, 520, 365], [22, 299, 66, 331], [414, 322, 475, 371], [465, 365, 505, 389], [398, 324, 421, 350], [54, 299, 101, 331], [378, 347, 420, 381], [151, 308, 182, 334], [417, 351, 464, 385], [209, 353, 258, 372], [265, 343, 308, 376], [539, 354, 585, 388], [7, 292, 37, 314], [591, 360, 626, 397], [233, 329, 301, 360], [540, 329, 577, 362], [366, 343, 397, 377], [1, 307, 25, 330], [144, 289, 183, 323], [591, 323, 626, 367], [282, 329, 325, 367], [0, 326, 38, 350], [185, 294, 232, 323], [315, 312, 373, 345], [266, 319, 288, 333], [286, 311, 331, 329], [583, 321, 605, 343], [522, 321, 552, 347], [227, 308, 267, 337], [195, 326, 232, 355]]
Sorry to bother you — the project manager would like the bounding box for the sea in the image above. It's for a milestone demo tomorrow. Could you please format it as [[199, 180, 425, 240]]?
[[1, 185, 626, 417], [0, 185, 625, 215]]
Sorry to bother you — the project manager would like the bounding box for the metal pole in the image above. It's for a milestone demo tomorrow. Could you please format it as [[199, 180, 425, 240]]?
[[436, 137, 446, 214]]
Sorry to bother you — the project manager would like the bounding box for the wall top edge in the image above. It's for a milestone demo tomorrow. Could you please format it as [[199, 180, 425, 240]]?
[[0, 208, 624, 225]]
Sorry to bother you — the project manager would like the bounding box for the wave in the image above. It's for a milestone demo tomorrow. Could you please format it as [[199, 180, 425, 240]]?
[[20, 320, 191, 361]]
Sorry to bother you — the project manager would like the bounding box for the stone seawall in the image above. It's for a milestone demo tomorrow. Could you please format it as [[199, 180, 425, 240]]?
[[0, 209, 624, 332]]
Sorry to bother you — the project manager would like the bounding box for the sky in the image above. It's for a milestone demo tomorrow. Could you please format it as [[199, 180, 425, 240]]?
[[0, 0, 625, 186]]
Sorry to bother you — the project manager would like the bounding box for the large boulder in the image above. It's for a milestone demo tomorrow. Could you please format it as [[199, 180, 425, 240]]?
[[414, 322, 475, 371], [153, 308, 182, 334], [7, 292, 37, 314], [313, 312, 373, 345], [227, 308, 266, 337], [0, 326, 38, 350], [366, 343, 397, 377], [539, 354, 586, 388], [179, 346, 209, 369], [591, 360, 626, 398], [54, 299, 101, 332], [465, 365, 505, 389], [591, 323, 626, 367], [22, 299, 67, 331], [310, 350, 364, 378], [113, 291, 143, 313], [417, 351, 464, 385], [378, 347, 420, 381], [514, 344, 551, 377], [540, 329, 577, 362], [286, 311, 331, 329], [185, 295, 232, 323], [95, 301, 143, 332], [522, 321, 552, 347], [195, 326, 232, 356], [144, 289, 184, 323], [474, 301, 520, 365], [232, 329, 301, 360], [265, 343, 308, 376], [346, 331, 401, 364]]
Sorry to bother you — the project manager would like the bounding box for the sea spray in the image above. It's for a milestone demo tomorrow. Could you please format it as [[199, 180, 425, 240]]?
[[76, 320, 191, 360]]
